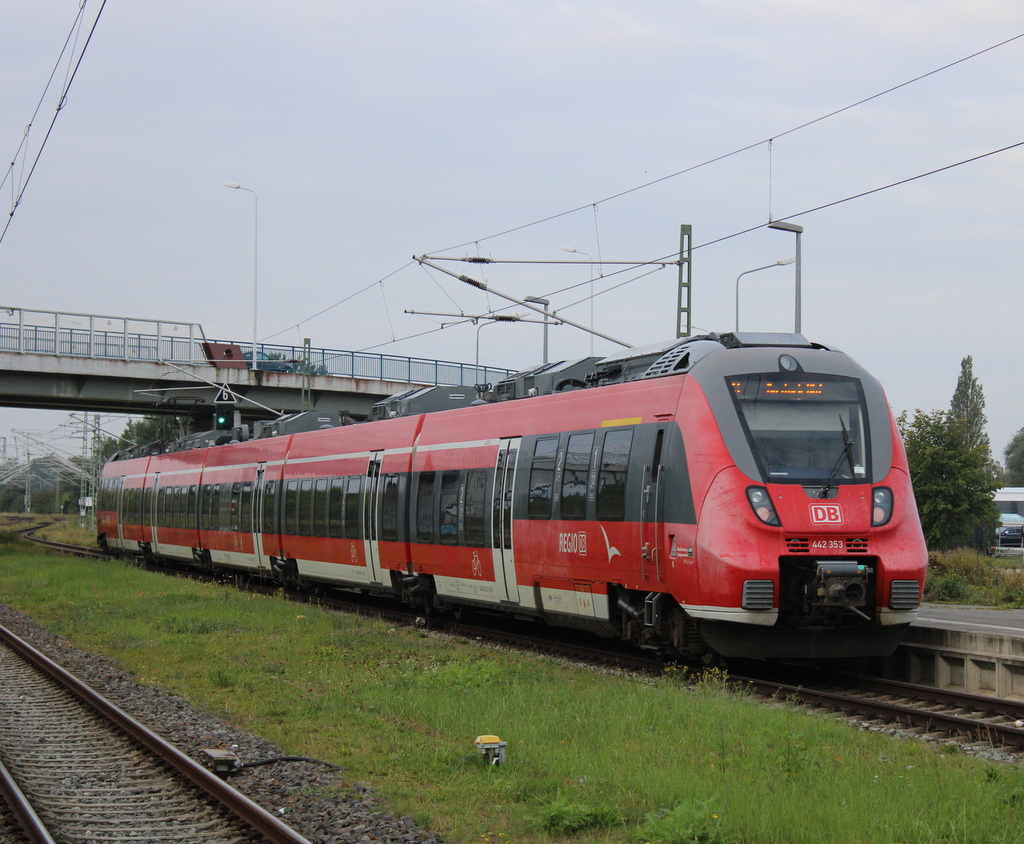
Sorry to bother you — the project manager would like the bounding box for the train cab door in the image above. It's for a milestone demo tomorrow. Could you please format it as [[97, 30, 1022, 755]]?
[[363, 452, 385, 585], [490, 437, 521, 604], [640, 428, 666, 582], [251, 463, 272, 572]]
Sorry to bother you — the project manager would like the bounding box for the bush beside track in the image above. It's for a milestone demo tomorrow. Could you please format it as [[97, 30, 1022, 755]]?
[[3, 528, 1024, 842]]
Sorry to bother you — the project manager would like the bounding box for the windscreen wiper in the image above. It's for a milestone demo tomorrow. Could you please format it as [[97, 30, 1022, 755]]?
[[818, 416, 856, 499]]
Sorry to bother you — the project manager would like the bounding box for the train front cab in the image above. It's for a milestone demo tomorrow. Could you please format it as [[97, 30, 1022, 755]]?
[[677, 343, 927, 660]]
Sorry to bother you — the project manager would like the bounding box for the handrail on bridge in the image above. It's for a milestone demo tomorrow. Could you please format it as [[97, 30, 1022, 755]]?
[[0, 306, 514, 389]]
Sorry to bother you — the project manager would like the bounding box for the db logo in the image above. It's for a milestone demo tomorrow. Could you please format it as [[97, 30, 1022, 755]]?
[[810, 503, 844, 525]]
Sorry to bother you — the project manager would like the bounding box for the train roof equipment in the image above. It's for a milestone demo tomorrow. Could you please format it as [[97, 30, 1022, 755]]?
[[110, 331, 838, 457]]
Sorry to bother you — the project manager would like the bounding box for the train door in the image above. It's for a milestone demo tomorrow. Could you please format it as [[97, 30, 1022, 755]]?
[[640, 428, 666, 582], [490, 437, 521, 604], [363, 452, 384, 585], [251, 463, 272, 572]]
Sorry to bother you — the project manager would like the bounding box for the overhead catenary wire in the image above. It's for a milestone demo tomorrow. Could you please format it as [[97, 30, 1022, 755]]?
[[267, 31, 1024, 350], [430, 30, 1024, 255], [0, 0, 108, 249]]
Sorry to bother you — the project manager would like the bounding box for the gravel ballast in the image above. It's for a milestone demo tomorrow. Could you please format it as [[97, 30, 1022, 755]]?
[[0, 603, 445, 844]]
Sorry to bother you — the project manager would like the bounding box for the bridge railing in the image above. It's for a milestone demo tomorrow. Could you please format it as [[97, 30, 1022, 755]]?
[[236, 341, 513, 388], [0, 307, 514, 388]]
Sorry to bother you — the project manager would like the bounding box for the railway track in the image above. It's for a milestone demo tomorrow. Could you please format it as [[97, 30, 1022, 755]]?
[[20, 532, 1024, 758], [0, 623, 313, 844], [737, 672, 1024, 752]]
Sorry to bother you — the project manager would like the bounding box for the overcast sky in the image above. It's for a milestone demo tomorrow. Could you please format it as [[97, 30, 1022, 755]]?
[[2, 1, 1023, 461]]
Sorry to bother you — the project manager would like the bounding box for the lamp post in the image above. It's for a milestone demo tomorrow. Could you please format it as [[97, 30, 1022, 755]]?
[[224, 182, 258, 369], [524, 296, 550, 364], [735, 257, 796, 331], [561, 247, 594, 354], [767, 220, 803, 333], [475, 314, 522, 377]]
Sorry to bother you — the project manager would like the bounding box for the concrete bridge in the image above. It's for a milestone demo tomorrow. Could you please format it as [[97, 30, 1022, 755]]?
[[0, 307, 513, 424]]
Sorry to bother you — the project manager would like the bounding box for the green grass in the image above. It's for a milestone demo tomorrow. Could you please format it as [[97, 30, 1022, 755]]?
[[926, 547, 1024, 606], [3, 533, 1024, 843]]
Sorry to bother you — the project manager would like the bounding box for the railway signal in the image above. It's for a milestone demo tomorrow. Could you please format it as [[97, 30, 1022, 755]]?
[[214, 386, 235, 430]]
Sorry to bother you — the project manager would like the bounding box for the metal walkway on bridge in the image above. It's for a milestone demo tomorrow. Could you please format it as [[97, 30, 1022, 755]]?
[[0, 306, 515, 421], [0, 306, 513, 388]]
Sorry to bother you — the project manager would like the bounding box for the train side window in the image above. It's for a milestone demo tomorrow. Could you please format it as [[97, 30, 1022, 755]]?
[[528, 437, 559, 518], [328, 478, 345, 537], [439, 471, 460, 544], [416, 473, 436, 543], [381, 474, 400, 542], [209, 485, 222, 531], [188, 485, 198, 530], [344, 475, 362, 539], [298, 479, 313, 535], [239, 482, 253, 533], [262, 480, 277, 535], [464, 469, 487, 546], [597, 429, 633, 520], [284, 480, 299, 535], [313, 478, 329, 537], [228, 483, 241, 532], [561, 432, 594, 519]]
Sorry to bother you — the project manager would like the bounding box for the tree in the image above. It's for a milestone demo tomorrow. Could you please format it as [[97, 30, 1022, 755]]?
[[899, 409, 999, 550], [1005, 427, 1024, 487], [120, 416, 182, 449], [950, 355, 989, 452]]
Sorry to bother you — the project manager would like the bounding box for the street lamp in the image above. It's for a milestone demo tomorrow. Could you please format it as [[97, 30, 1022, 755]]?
[[767, 220, 803, 333], [224, 182, 258, 369], [524, 296, 551, 364], [562, 247, 594, 355], [475, 314, 522, 376], [735, 257, 796, 331]]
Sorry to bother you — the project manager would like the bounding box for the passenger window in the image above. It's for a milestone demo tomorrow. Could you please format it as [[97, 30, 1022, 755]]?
[[239, 482, 253, 533], [464, 469, 487, 546], [439, 471, 460, 545], [528, 437, 559, 518], [209, 485, 221, 531], [561, 432, 593, 519], [187, 485, 198, 530], [328, 478, 345, 537], [344, 475, 362, 539], [313, 478, 328, 536], [380, 474, 400, 542], [262, 481, 277, 534], [298, 479, 314, 535], [416, 473, 436, 543], [597, 429, 632, 520], [284, 480, 299, 535], [228, 483, 241, 532]]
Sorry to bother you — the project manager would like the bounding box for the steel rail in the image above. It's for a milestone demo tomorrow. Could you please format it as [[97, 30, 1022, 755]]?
[[736, 675, 1024, 748], [0, 754, 55, 844], [0, 624, 314, 844]]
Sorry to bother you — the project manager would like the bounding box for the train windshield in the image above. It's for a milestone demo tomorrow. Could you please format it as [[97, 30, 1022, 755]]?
[[728, 374, 870, 485]]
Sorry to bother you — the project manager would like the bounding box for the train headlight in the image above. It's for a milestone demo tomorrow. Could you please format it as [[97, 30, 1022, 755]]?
[[746, 487, 780, 526], [871, 487, 893, 526]]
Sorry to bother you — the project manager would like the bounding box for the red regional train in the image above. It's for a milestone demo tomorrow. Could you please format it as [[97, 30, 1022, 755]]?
[[97, 332, 927, 661]]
